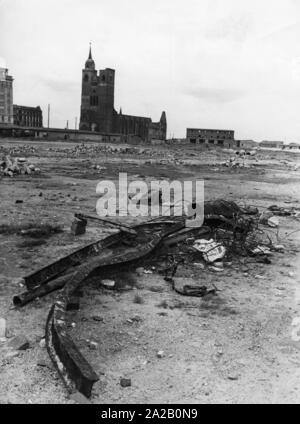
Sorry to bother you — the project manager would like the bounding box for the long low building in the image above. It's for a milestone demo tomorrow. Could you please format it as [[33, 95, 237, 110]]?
[[259, 140, 284, 149], [236, 139, 258, 149], [0, 124, 137, 143], [186, 128, 235, 148]]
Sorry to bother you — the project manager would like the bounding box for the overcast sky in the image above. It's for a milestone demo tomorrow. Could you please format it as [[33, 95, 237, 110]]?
[[1, 0, 300, 141]]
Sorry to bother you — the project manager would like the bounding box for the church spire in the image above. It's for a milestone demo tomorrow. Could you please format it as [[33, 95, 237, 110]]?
[[85, 42, 95, 70]]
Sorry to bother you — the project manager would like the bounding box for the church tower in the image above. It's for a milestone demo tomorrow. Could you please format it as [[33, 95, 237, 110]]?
[[98, 67, 115, 133], [79, 45, 99, 131]]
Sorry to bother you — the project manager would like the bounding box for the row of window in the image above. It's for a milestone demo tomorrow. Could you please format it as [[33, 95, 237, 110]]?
[[190, 138, 233, 145], [0, 115, 13, 123], [83, 73, 113, 83], [188, 130, 233, 136]]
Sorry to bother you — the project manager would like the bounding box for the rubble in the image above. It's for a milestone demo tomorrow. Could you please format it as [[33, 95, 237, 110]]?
[[193, 239, 226, 263], [0, 155, 41, 177], [172, 277, 216, 297], [101, 279, 115, 288], [251, 246, 272, 256], [10, 199, 290, 398], [268, 216, 280, 228], [273, 244, 285, 252], [39, 338, 46, 348], [88, 341, 99, 350], [120, 378, 132, 388], [71, 217, 87, 236], [92, 315, 104, 322]]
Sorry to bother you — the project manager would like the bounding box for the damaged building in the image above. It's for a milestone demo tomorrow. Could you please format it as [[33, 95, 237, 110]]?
[[186, 128, 235, 148], [13, 105, 43, 128], [79, 46, 167, 142], [0, 67, 14, 125]]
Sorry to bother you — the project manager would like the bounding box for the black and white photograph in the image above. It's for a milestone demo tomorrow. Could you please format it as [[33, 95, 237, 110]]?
[[0, 0, 300, 407]]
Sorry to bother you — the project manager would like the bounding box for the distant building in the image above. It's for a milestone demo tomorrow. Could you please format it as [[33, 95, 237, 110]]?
[[186, 128, 235, 148], [286, 143, 300, 150], [79, 46, 166, 142], [13, 105, 43, 128], [0, 67, 13, 125], [236, 140, 258, 149], [260, 140, 284, 149]]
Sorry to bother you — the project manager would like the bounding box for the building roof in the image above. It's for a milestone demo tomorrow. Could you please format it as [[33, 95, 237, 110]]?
[[187, 128, 234, 132]]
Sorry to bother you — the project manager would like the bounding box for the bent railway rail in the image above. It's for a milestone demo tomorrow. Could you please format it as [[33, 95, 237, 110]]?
[[14, 201, 246, 398]]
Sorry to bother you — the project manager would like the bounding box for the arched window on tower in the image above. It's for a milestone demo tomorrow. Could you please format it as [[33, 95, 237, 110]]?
[[84, 74, 89, 83]]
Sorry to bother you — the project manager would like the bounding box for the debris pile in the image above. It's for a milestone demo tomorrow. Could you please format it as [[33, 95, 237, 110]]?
[[0, 145, 38, 157], [47, 144, 155, 158], [193, 239, 226, 263], [0, 156, 40, 177], [8, 198, 292, 399], [223, 152, 258, 168]]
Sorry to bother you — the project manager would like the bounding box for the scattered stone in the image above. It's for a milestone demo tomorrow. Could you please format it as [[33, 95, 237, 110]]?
[[267, 216, 279, 228], [227, 374, 239, 381], [39, 338, 46, 348], [69, 392, 91, 404], [0, 318, 6, 338], [273, 245, 285, 252], [143, 269, 153, 274], [131, 315, 142, 322], [120, 378, 131, 388], [208, 265, 224, 273], [251, 245, 272, 256], [8, 335, 30, 351], [71, 217, 87, 236], [157, 350, 165, 358], [11, 277, 25, 287], [92, 315, 104, 322], [193, 239, 226, 263], [15, 200, 23, 204], [88, 341, 98, 350], [288, 272, 295, 278], [101, 279, 115, 288], [255, 275, 267, 280]]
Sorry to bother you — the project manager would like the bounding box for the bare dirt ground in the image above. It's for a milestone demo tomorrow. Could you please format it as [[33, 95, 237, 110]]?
[[0, 139, 300, 404]]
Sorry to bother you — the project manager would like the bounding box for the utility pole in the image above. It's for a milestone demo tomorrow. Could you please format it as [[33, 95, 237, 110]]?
[[66, 120, 69, 129], [75, 117, 77, 130], [47, 104, 50, 128]]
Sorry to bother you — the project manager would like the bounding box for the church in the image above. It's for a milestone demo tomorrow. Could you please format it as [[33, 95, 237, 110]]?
[[79, 46, 167, 142]]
